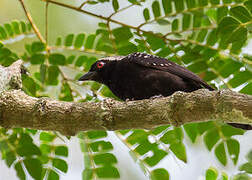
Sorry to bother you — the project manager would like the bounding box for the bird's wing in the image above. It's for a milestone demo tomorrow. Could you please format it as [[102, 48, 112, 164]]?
[[126, 52, 214, 90]]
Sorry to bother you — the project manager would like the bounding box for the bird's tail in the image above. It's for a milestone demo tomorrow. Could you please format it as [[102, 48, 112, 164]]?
[[228, 123, 252, 130], [200, 81, 215, 91]]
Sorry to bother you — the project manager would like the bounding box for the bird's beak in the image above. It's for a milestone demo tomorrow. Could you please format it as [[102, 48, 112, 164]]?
[[78, 71, 97, 81]]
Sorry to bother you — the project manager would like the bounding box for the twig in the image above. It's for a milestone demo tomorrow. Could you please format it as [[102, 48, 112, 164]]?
[[19, 0, 46, 43], [78, 1, 89, 9]]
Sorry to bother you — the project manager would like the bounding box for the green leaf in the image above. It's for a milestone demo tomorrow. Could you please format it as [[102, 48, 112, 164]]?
[[239, 162, 252, 173], [49, 53, 66, 65], [65, 34, 74, 47], [30, 54, 46, 64], [196, 29, 208, 42], [24, 158, 42, 180], [197, 121, 215, 134], [151, 125, 169, 135], [85, 34, 96, 49], [162, 0, 172, 14], [240, 82, 252, 95], [226, 138, 239, 165], [152, 1, 161, 18], [210, 0, 219, 5], [52, 158, 68, 173], [75, 55, 87, 67], [6, 151, 16, 167], [188, 61, 208, 73], [174, 0, 184, 12], [0, 140, 10, 151], [112, 0, 119, 11], [219, 59, 242, 78], [182, 13, 191, 30], [22, 75, 37, 96], [217, 7, 228, 24], [144, 33, 165, 50], [230, 6, 252, 23], [82, 168, 93, 180], [86, 131, 107, 139], [56, 37, 62, 46], [89, 141, 113, 152], [160, 128, 183, 144], [40, 132, 56, 142], [143, 8, 150, 21], [93, 153, 117, 165], [15, 162, 26, 180], [82, 168, 94, 180], [214, 142, 227, 166], [40, 144, 51, 154], [221, 124, 244, 137], [67, 55, 75, 64], [74, 33, 85, 48], [31, 42, 46, 53], [144, 148, 168, 166], [0, 26, 7, 39], [205, 167, 218, 180], [11, 21, 21, 34], [117, 42, 137, 55], [112, 27, 133, 43], [17, 144, 41, 157], [218, 17, 240, 34], [193, 12, 203, 28], [4, 23, 14, 36], [150, 168, 169, 180], [40, 64, 47, 83], [204, 128, 220, 151], [55, 146, 68, 157], [199, 0, 208, 6], [20, 21, 27, 33], [126, 130, 148, 144], [95, 166, 120, 178], [183, 123, 198, 143], [172, 19, 179, 31], [170, 142, 187, 163], [48, 170, 59, 180], [229, 70, 252, 88], [134, 139, 154, 155], [47, 65, 60, 85]]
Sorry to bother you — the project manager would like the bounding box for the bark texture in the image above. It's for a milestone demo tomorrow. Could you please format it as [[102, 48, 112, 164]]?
[[0, 61, 251, 136]]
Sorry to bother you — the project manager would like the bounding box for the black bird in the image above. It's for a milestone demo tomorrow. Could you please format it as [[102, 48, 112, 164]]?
[[79, 52, 251, 130]]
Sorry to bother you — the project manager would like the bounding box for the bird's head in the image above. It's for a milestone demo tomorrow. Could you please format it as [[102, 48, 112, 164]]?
[[78, 56, 124, 84]]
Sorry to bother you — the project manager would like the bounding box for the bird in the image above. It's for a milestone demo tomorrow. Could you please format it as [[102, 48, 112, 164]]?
[[79, 52, 251, 130]]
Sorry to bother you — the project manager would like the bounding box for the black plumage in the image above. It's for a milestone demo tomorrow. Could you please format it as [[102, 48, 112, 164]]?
[[79, 52, 251, 130], [79, 52, 214, 100]]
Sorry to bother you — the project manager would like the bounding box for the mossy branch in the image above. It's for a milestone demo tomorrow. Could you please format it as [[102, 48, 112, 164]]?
[[0, 61, 251, 136]]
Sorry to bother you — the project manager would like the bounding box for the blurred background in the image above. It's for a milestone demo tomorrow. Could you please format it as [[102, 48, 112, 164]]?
[[1, 0, 252, 179]]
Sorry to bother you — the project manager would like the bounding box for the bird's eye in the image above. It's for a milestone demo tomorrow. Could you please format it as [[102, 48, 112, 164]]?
[[97, 62, 105, 69]]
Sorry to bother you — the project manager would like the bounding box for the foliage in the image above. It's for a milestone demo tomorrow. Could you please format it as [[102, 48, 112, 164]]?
[[0, 0, 252, 179]]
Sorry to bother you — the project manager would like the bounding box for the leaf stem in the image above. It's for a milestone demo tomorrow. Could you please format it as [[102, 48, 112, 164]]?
[[19, 0, 46, 43]]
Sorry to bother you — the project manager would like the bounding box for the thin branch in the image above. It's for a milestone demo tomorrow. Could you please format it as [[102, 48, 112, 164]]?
[[78, 1, 89, 9], [137, 3, 243, 29], [19, 0, 46, 43], [48, 45, 116, 56], [164, 25, 216, 37]]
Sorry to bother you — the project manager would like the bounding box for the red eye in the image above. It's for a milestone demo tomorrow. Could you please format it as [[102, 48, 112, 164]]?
[[97, 62, 105, 69]]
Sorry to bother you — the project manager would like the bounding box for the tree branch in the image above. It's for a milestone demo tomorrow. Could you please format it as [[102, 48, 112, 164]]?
[[0, 61, 251, 136]]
